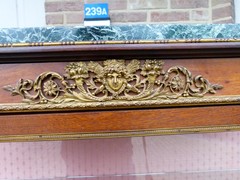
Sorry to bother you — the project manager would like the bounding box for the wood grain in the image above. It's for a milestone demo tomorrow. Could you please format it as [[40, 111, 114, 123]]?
[[0, 105, 239, 136], [1, 42, 240, 63]]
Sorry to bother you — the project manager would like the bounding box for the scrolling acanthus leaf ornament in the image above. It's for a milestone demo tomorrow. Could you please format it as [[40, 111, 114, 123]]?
[[3, 59, 223, 104]]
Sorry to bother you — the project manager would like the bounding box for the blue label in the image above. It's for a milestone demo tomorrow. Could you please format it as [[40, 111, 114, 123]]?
[[84, 3, 109, 19]]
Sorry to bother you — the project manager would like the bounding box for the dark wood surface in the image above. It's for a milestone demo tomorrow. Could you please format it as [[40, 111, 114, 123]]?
[[0, 42, 240, 63], [0, 105, 239, 136]]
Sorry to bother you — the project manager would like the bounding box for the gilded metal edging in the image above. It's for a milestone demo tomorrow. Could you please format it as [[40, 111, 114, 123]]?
[[0, 125, 240, 142], [0, 38, 240, 48], [0, 95, 239, 114]]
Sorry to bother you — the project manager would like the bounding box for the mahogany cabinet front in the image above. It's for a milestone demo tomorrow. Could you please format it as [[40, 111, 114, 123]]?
[[0, 41, 239, 142]]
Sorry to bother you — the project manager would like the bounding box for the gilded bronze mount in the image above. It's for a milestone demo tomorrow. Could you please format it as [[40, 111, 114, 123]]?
[[3, 59, 223, 110]]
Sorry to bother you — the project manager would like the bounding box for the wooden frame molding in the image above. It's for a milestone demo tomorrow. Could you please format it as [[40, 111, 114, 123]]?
[[0, 40, 239, 142]]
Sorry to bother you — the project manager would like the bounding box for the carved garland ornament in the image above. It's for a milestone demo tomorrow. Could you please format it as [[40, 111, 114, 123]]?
[[4, 59, 223, 104]]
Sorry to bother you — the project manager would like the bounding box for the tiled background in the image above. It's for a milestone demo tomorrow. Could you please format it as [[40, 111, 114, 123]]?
[[0, 132, 240, 179]]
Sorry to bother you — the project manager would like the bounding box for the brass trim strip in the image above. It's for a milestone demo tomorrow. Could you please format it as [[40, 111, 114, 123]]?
[[0, 125, 240, 142], [0, 95, 239, 113], [1, 38, 240, 48]]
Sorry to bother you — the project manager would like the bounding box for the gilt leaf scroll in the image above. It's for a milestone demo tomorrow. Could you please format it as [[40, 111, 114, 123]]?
[[4, 59, 223, 104]]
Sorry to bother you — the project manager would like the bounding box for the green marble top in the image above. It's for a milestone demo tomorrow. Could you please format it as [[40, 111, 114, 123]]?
[[0, 24, 240, 43]]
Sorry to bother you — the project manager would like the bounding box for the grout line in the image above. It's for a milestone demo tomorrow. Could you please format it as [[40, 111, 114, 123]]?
[[212, 2, 232, 9]]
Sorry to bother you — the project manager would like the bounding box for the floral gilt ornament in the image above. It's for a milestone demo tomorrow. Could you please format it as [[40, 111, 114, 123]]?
[[4, 59, 223, 104]]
